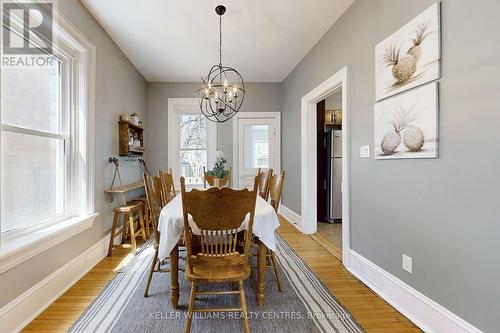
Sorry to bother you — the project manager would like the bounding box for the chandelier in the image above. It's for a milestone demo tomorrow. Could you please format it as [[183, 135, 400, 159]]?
[[196, 5, 245, 123]]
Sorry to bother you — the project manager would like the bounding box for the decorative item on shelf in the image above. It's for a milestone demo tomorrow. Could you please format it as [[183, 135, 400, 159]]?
[[196, 5, 245, 123], [120, 114, 129, 122], [138, 120, 143, 127], [130, 113, 140, 126], [212, 151, 226, 188], [133, 133, 141, 147], [128, 132, 134, 146]]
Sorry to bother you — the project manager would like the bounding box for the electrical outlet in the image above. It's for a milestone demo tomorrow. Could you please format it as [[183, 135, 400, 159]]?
[[360, 145, 370, 158], [402, 254, 413, 273]]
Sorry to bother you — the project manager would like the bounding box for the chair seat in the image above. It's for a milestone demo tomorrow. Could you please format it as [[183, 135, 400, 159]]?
[[114, 202, 142, 212], [185, 263, 250, 283]]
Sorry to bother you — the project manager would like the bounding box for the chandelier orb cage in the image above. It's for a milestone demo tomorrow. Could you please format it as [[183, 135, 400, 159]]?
[[196, 5, 245, 123]]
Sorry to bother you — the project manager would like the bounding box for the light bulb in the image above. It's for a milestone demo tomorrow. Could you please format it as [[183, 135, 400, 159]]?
[[224, 79, 228, 87]]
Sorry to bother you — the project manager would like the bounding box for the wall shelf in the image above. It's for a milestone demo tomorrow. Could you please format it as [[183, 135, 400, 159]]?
[[118, 120, 144, 156]]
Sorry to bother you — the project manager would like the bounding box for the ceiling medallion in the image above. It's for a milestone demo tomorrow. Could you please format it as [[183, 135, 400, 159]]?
[[196, 5, 245, 123]]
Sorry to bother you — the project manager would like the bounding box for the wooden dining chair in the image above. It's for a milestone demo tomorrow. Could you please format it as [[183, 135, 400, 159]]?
[[269, 170, 285, 213], [266, 170, 285, 291], [159, 169, 176, 205], [203, 166, 232, 188], [225, 166, 232, 188], [202, 166, 213, 189], [169, 168, 177, 196], [143, 172, 169, 297], [180, 176, 258, 333], [257, 168, 273, 200]]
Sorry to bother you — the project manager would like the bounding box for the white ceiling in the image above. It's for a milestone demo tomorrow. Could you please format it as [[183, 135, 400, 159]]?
[[81, 0, 353, 82]]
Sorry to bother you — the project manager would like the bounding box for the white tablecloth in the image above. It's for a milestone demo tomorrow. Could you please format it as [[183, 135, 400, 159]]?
[[157, 194, 280, 260]]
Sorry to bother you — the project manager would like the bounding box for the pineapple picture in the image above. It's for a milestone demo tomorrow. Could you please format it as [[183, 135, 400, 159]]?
[[407, 21, 431, 61], [403, 126, 425, 152], [375, 3, 440, 101], [380, 106, 419, 155], [374, 83, 438, 159], [383, 45, 417, 84]]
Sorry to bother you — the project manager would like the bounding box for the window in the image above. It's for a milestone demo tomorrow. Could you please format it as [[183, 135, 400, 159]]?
[[243, 125, 270, 168], [1, 55, 70, 235], [0, 8, 96, 237], [179, 114, 208, 185], [168, 99, 217, 187]]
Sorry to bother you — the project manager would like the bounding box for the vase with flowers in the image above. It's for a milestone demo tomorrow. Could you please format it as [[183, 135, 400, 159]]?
[[212, 151, 227, 188]]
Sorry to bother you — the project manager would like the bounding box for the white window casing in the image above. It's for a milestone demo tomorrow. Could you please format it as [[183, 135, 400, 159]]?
[[0, 8, 97, 272]]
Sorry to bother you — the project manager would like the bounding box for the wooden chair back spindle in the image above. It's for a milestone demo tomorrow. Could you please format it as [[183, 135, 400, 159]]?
[[257, 168, 273, 200], [168, 168, 176, 196], [268, 170, 285, 212], [203, 166, 213, 189], [143, 173, 163, 246], [159, 169, 176, 204]]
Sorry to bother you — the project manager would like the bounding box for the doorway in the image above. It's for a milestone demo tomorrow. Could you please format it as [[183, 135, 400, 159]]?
[[315, 89, 343, 259], [233, 112, 281, 188], [300, 66, 350, 266]]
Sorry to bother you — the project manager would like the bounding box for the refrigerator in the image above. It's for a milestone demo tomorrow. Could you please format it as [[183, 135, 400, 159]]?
[[326, 130, 342, 222]]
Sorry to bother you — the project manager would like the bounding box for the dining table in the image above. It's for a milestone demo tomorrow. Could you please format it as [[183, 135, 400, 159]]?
[[157, 192, 280, 309]]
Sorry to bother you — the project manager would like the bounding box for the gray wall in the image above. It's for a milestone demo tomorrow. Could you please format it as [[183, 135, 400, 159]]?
[[0, 0, 147, 307], [325, 89, 342, 110], [146, 82, 282, 173], [281, 0, 500, 331]]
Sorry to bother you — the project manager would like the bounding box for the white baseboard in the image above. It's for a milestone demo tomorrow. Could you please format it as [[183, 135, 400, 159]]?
[[348, 250, 483, 333], [280, 205, 302, 227], [0, 230, 121, 333]]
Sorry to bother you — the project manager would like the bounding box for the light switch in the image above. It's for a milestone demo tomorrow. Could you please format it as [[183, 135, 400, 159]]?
[[402, 254, 413, 274], [360, 145, 370, 158]]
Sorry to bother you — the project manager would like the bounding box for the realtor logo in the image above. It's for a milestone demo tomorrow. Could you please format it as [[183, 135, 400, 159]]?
[[2, 2, 53, 54]]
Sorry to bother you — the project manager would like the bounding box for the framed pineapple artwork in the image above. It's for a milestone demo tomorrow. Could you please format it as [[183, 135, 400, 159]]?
[[375, 2, 441, 101], [374, 82, 438, 159]]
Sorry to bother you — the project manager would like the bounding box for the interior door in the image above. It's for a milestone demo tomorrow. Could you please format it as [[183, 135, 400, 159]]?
[[237, 117, 278, 188], [317, 100, 329, 222]]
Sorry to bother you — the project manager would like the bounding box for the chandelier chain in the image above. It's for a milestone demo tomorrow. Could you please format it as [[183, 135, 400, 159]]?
[[219, 15, 222, 66]]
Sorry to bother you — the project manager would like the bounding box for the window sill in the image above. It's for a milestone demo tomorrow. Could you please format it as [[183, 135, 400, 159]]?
[[0, 213, 98, 274]]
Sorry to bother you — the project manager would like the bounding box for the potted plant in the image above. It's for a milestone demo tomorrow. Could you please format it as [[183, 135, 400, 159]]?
[[212, 151, 227, 188]]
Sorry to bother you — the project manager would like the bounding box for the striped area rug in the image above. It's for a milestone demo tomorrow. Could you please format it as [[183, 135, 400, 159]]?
[[69, 235, 364, 333]]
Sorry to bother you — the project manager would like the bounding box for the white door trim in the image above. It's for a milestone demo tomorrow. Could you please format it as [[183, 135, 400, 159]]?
[[300, 66, 350, 267], [167, 98, 217, 187], [232, 112, 281, 188]]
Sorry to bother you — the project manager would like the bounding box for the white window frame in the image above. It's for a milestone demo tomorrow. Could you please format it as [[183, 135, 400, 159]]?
[[167, 98, 217, 189], [0, 9, 97, 273], [232, 112, 281, 188], [1, 49, 72, 234]]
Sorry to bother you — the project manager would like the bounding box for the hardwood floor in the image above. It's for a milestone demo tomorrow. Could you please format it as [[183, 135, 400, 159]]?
[[21, 241, 143, 333], [316, 221, 342, 249], [23, 218, 422, 333], [311, 223, 343, 260], [278, 218, 422, 333]]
